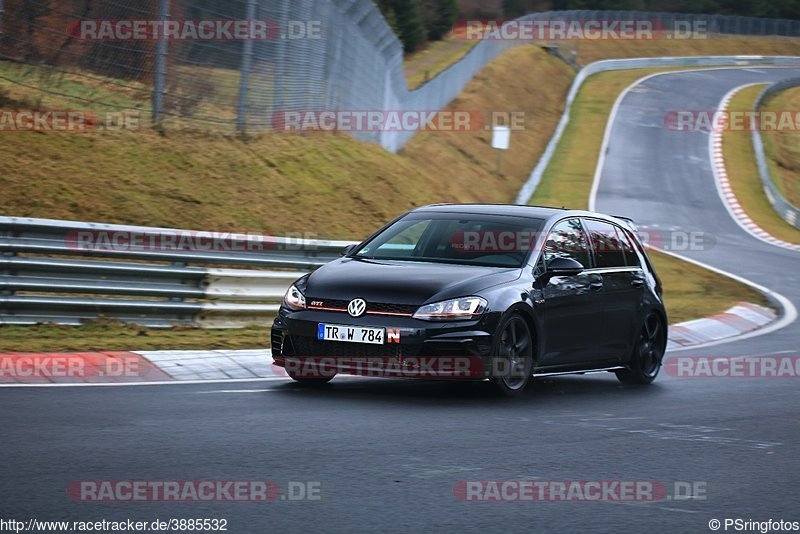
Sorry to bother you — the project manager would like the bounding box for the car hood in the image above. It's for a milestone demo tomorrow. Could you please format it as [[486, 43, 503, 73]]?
[[303, 258, 521, 305]]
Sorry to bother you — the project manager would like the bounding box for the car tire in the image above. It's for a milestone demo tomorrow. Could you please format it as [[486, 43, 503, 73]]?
[[615, 313, 666, 385], [490, 313, 535, 397], [288, 374, 335, 385]]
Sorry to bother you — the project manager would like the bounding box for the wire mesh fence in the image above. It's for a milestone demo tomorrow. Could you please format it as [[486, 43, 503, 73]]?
[[0, 2, 799, 151]]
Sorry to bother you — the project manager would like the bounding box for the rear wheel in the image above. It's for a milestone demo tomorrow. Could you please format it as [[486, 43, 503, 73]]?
[[491, 314, 534, 397], [615, 313, 665, 385]]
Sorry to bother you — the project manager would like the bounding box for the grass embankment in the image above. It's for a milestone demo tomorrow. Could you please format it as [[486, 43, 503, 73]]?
[[0, 46, 573, 239], [761, 86, 800, 207], [559, 36, 800, 65], [403, 34, 800, 91], [529, 69, 774, 322], [3, 37, 798, 351], [722, 86, 800, 244]]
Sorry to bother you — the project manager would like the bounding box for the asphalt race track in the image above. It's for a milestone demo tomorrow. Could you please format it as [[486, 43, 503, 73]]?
[[3, 67, 800, 533]]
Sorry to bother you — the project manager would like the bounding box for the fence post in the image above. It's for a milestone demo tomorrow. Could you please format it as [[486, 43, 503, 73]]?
[[152, 0, 170, 127], [325, 7, 343, 110], [272, 0, 290, 119], [236, 0, 257, 133], [0, 0, 4, 42]]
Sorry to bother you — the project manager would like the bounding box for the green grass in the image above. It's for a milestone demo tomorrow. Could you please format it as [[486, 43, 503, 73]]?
[[0, 322, 271, 352], [531, 68, 774, 323], [723, 86, 800, 244], [404, 35, 478, 90], [0, 61, 259, 131], [0, 61, 150, 111]]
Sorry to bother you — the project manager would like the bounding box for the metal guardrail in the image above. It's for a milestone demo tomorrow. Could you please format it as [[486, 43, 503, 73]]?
[[0, 217, 355, 328], [515, 55, 800, 205], [752, 78, 800, 230]]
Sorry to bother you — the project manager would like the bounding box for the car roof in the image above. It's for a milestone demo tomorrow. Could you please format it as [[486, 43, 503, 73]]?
[[411, 204, 625, 224]]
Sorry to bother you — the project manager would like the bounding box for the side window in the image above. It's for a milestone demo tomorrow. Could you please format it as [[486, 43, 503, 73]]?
[[584, 219, 626, 268], [616, 226, 641, 268], [544, 219, 591, 268]]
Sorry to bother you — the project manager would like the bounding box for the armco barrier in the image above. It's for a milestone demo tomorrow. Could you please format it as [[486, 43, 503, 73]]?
[[516, 55, 800, 205], [0, 217, 355, 328], [752, 78, 800, 229]]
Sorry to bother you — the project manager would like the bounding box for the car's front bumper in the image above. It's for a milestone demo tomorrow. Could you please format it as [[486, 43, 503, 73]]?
[[271, 307, 497, 379]]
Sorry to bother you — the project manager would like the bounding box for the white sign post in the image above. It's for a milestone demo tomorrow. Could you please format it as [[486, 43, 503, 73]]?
[[492, 125, 511, 176]]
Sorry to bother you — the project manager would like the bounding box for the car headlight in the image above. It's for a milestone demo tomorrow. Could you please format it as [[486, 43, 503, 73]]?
[[283, 284, 306, 311], [413, 296, 487, 321]]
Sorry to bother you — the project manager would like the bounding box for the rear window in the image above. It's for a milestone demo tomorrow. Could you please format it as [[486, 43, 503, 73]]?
[[616, 226, 641, 268], [584, 219, 626, 268]]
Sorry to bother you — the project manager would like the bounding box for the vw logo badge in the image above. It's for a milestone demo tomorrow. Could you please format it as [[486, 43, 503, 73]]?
[[348, 298, 367, 318]]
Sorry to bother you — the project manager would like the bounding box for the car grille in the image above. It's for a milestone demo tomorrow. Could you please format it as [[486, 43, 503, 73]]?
[[368, 302, 418, 315], [285, 336, 419, 359], [307, 298, 417, 316]]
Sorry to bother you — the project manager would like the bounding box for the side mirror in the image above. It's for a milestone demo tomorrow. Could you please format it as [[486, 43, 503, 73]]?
[[536, 257, 584, 286], [341, 244, 358, 257]]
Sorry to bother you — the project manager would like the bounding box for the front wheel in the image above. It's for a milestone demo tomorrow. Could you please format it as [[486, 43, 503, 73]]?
[[615, 313, 666, 385], [288, 374, 335, 386], [491, 314, 535, 397]]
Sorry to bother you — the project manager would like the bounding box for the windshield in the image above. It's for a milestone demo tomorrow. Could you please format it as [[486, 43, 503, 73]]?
[[353, 212, 545, 268]]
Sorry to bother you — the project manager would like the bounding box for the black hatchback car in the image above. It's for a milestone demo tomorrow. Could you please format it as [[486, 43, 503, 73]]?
[[272, 204, 667, 395]]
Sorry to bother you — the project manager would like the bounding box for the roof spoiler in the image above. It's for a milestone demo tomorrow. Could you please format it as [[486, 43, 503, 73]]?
[[612, 215, 638, 231]]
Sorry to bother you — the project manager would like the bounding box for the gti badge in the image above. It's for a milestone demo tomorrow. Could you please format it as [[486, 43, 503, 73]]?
[[347, 298, 367, 318]]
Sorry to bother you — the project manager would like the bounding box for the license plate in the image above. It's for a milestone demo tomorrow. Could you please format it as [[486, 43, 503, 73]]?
[[317, 324, 385, 345]]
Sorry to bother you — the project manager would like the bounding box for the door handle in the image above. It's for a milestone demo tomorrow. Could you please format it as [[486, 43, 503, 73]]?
[[631, 279, 644, 288], [590, 282, 603, 291]]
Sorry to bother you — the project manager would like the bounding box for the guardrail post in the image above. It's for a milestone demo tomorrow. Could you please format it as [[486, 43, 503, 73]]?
[[152, 0, 170, 127], [1, 248, 15, 296], [236, 0, 257, 134]]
